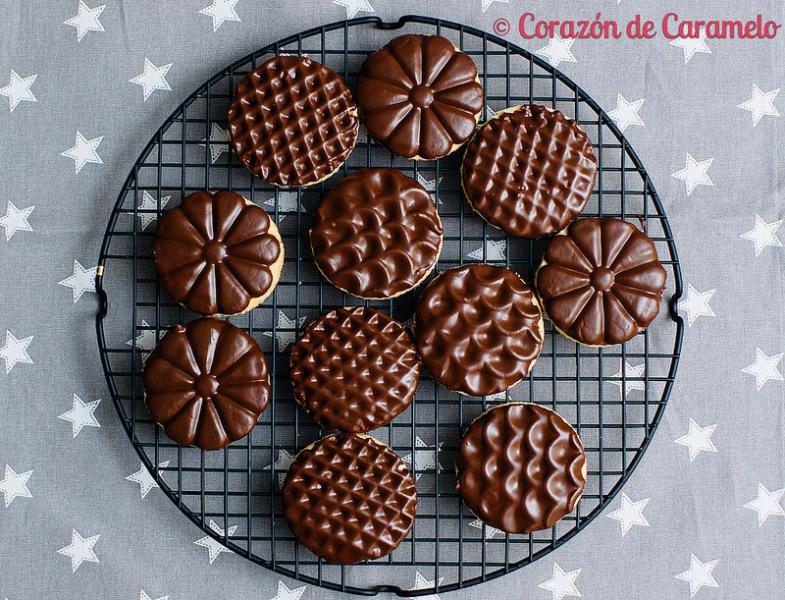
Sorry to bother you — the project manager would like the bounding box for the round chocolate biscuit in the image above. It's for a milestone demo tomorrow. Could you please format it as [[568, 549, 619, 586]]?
[[462, 105, 598, 238], [414, 264, 544, 396], [535, 217, 667, 346], [152, 190, 284, 316], [309, 168, 443, 299], [289, 307, 420, 432], [456, 403, 587, 534], [357, 34, 484, 160], [143, 318, 270, 451], [227, 55, 359, 187], [282, 433, 417, 564]]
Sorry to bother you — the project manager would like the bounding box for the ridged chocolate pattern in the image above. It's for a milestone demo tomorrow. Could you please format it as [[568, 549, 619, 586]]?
[[289, 307, 420, 432], [357, 34, 484, 159], [414, 264, 544, 396], [536, 217, 667, 346], [152, 190, 282, 316], [462, 105, 598, 238], [143, 318, 270, 451], [310, 168, 443, 299], [456, 403, 586, 534], [227, 55, 359, 187], [282, 434, 417, 564]]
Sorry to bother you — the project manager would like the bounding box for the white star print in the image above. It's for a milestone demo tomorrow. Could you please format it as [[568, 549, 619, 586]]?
[[538, 563, 582, 600], [607, 94, 645, 133], [199, 0, 241, 32], [0, 330, 34, 374], [608, 361, 646, 398], [415, 172, 444, 195], [675, 555, 719, 597], [402, 437, 444, 480], [670, 32, 711, 64], [58, 259, 97, 303], [263, 311, 307, 352], [468, 239, 506, 261], [332, 0, 374, 19], [129, 58, 173, 102], [263, 449, 294, 489], [201, 123, 229, 163], [194, 520, 238, 564], [57, 529, 100, 573], [737, 84, 780, 127], [139, 591, 168, 600], [0, 201, 34, 241], [411, 571, 444, 600], [63, 1, 106, 42], [468, 518, 504, 541], [0, 69, 37, 112], [0, 465, 33, 508], [679, 284, 716, 327], [742, 348, 784, 391], [61, 131, 104, 174], [607, 492, 649, 536], [137, 191, 171, 230], [263, 191, 304, 222], [485, 105, 498, 120], [536, 35, 577, 68], [674, 419, 717, 462], [58, 393, 101, 438], [126, 320, 159, 361], [481, 0, 509, 12], [739, 214, 783, 257], [267, 580, 307, 600], [671, 153, 713, 196], [126, 461, 170, 499], [743, 483, 785, 526]]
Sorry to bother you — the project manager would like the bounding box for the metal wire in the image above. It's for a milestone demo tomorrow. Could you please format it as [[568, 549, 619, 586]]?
[[94, 15, 684, 597]]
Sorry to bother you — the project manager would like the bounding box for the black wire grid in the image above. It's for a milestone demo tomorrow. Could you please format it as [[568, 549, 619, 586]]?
[[95, 16, 684, 597]]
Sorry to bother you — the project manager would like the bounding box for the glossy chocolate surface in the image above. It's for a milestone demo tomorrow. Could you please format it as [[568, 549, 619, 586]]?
[[310, 168, 443, 299], [282, 433, 417, 564], [456, 403, 586, 533], [143, 318, 270, 450], [536, 217, 667, 346], [414, 264, 543, 396], [357, 34, 484, 159], [289, 307, 420, 432], [462, 105, 598, 238]]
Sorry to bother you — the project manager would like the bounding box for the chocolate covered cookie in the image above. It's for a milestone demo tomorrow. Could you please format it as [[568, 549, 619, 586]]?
[[289, 307, 419, 432], [310, 168, 443, 299], [462, 105, 598, 238], [143, 318, 270, 451], [152, 190, 284, 316], [414, 264, 544, 396], [227, 55, 359, 187], [456, 403, 587, 534], [357, 34, 484, 160], [535, 217, 667, 346]]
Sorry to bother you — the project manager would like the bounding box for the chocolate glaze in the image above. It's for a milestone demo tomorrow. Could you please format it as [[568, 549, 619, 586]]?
[[152, 190, 282, 316], [289, 307, 420, 432], [357, 34, 484, 159], [143, 318, 270, 450], [462, 105, 598, 238], [456, 403, 586, 534], [227, 55, 359, 187], [310, 168, 443, 299], [536, 217, 667, 346], [414, 264, 544, 396], [282, 433, 417, 564]]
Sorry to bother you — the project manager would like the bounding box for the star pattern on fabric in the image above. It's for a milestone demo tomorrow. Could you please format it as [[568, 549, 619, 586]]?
[[126, 320, 158, 361], [608, 361, 646, 397], [0, 201, 35, 241], [607, 492, 650, 536], [538, 563, 582, 600], [737, 84, 780, 127], [332, 0, 374, 19], [411, 571, 444, 600], [267, 580, 307, 600], [675, 555, 719, 598], [63, 1, 106, 42], [0, 69, 37, 112], [57, 529, 100, 573], [263, 311, 307, 352], [129, 58, 173, 102], [0, 330, 34, 374], [743, 483, 785, 526], [402, 437, 444, 480], [263, 449, 294, 489], [468, 239, 506, 261], [0, 465, 33, 508], [671, 153, 713, 196], [126, 461, 170, 499], [679, 284, 716, 327], [481, 0, 509, 12], [739, 214, 783, 257], [607, 93, 645, 133], [58, 259, 97, 303], [199, 0, 241, 32], [415, 173, 444, 195], [194, 520, 238, 564], [201, 123, 229, 163], [58, 393, 101, 438], [468, 518, 504, 541], [670, 32, 711, 64], [137, 191, 171, 230], [263, 191, 304, 222], [61, 131, 104, 174], [674, 418, 717, 462], [742, 348, 784, 391], [139, 591, 168, 600], [536, 35, 577, 67]]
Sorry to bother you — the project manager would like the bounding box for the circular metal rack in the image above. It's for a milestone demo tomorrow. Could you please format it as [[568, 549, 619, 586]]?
[[95, 15, 684, 597]]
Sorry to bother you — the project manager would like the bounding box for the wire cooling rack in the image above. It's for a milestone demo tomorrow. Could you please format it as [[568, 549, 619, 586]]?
[[95, 15, 684, 597]]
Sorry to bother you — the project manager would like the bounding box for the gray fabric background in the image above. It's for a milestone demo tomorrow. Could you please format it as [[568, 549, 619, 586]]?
[[1, 1, 784, 598]]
